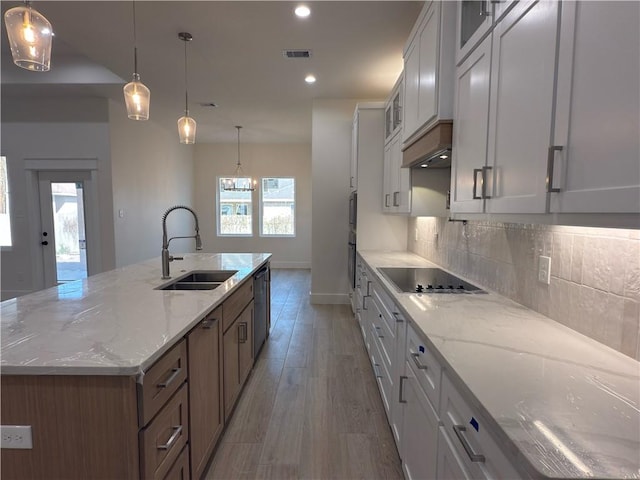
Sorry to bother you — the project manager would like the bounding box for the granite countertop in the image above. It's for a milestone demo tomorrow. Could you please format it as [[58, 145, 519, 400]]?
[[358, 250, 640, 480], [0, 253, 271, 377]]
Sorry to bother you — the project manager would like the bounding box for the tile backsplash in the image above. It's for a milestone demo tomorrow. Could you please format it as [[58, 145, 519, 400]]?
[[408, 218, 640, 361]]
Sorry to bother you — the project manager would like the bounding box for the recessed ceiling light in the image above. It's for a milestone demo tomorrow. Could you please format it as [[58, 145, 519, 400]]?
[[421, 164, 428, 168], [305, 74, 316, 84], [295, 5, 311, 18], [439, 154, 448, 159]]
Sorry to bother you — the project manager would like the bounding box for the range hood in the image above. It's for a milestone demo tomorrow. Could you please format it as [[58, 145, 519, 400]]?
[[402, 120, 452, 169]]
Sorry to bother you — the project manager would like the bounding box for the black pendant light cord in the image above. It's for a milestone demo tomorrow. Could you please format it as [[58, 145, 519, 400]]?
[[184, 38, 189, 115], [236, 126, 242, 167], [132, 1, 138, 74]]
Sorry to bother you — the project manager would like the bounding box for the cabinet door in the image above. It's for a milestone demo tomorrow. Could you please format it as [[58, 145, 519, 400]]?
[[401, 361, 439, 480], [383, 141, 393, 212], [417, 2, 440, 129], [456, 0, 493, 65], [486, 0, 560, 213], [392, 134, 411, 214], [238, 301, 255, 386], [223, 319, 240, 420], [350, 112, 359, 191], [187, 308, 223, 479], [436, 426, 473, 480], [450, 34, 492, 213], [550, 1, 640, 213], [403, 39, 420, 139]]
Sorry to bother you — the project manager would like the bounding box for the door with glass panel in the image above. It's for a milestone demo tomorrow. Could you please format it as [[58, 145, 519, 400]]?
[[38, 171, 94, 287]]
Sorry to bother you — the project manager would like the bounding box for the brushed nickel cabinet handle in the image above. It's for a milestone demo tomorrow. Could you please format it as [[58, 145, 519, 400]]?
[[472, 168, 483, 199], [239, 322, 247, 343], [411, 352, 428, 370], [546, 145, 563, 193], [201, 319, 214, 329], [453, 425, 486, 463], [392, 312, 403, 323], [373, 363, 383, 379], [479, 0, 492, 16], [385, 194, 391, 208], [157, 425, 183, 450], [482, 166, 493, 199], [399, 375, 408, 403], [158, 367, 181, 388], [393, 191, 400, 207]]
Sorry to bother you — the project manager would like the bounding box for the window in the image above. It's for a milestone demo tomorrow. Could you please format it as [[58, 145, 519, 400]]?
[[218, 177, 252, 235], [0, 156, 11, 247], [261, 177, 295, 236]]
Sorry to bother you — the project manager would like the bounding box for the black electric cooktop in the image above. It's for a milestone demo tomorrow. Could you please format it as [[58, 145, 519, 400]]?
[[378, 267, 486, 294]]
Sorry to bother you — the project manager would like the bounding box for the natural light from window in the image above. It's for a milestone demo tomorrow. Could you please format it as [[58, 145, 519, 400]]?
[[218, 177, 253, 236], [0, 156, 12, 247], [261, 177, 295, 236]]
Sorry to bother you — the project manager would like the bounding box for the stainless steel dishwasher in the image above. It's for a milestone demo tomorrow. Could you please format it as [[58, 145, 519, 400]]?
[[253, 264, 270, 358]]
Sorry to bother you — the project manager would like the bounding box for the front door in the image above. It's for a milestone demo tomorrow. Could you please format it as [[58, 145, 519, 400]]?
[[38, 171, 94, 287]]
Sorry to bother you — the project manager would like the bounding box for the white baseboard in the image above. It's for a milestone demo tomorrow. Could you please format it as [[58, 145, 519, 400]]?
[[309, 293, 350, 305], [270, 261, 311, 269]]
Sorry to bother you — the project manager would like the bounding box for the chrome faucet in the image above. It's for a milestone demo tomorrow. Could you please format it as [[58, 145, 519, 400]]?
[[161, 205, 203, 279]]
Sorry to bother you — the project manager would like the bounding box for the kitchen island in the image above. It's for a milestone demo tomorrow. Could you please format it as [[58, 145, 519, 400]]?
[[357, 250, 640, 480], [1, 252, 271, 480]]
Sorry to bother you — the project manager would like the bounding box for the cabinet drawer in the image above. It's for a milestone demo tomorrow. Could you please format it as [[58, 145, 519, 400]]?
[[406, 324, 441, 411], [370, 331, 392, 416], [223, 279, 254, 332], [164, 445, 190, 480], [140, 383, 189, 480], [440, 374, 520, 479], [139, 339, 188, 426], [372, 287, 397, 341], [370, 296, 393, 370]]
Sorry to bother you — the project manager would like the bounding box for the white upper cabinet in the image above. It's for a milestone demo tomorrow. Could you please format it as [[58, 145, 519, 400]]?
[[450, 34, 492, 214], [402, 1, 456, 148], [485, 0, 560, 214], [550, 1, 640, 213], [383, 131, 411, 214], [456, 0, 493, 65], [350, 111, 358, 191]]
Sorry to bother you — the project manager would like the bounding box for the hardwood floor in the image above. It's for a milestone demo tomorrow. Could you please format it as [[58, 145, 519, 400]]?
[[205, 269, 403, 480]]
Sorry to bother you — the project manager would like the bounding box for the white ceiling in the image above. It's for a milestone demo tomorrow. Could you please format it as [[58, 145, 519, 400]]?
[[1, 1, 423, 143]]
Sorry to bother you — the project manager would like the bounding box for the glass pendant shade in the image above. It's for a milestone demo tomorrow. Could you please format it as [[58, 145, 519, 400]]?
[[178, 115, 196, 144], [4, 4, 53, 71], [123, 74, 150, 120]]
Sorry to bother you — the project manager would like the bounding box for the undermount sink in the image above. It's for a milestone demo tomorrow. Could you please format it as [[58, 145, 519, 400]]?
[[157, 270, 238, 291]]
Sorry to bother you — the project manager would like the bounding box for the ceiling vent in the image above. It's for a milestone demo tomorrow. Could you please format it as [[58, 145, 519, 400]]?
[[283, 49, 312, 59]]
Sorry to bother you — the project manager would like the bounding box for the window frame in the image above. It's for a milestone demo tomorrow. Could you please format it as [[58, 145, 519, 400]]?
[[0, 156, 12, 249], [216, 176, 254, 237], [260, 177, 296, 238]]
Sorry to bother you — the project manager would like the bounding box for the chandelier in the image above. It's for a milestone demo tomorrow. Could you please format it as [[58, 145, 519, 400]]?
[[223, 126, 256, 192], [4, 1, 53, 72], [123, 0, 150, 120], [177, 32, 196, 144]]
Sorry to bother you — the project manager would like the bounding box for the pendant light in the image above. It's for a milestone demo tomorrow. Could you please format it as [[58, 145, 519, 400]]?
[[223, 126, 257, 191], [123, 1, 150, 120], [177, 32, 196, 144], [4, 1, 53, 72]]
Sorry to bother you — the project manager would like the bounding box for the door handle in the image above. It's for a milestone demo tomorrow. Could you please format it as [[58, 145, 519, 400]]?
[[410, 352, 428, 370], [157, 425, 183, 451], [453, 425, 486, 463], [472, 168, 483, 199], [546, 145, 563, 193], [481, 166, 492, 199], [239, 322, 247, 343], [399, 375, 408, 403], [41, 241, 49, 246]]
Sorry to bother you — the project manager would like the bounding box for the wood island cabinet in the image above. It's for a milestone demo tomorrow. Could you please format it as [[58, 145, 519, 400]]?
[[187, 307, 223, 480], [223, 300, 254, 421], [1, 265, 265, 480]]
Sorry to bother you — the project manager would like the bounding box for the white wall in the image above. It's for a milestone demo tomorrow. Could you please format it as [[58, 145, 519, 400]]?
[[310, 99, 359, 304], [1, 98, 116, 299], [108, 100, 196, 268], [193, 143, 311, 268]]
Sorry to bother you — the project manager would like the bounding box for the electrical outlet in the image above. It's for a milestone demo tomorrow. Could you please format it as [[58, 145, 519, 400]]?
[[538, 256, 551, 285], [1, 426, 33, 449]]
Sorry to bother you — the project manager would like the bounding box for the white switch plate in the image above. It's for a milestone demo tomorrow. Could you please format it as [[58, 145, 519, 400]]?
[[538, 256, 551, 285], [1, 425, 33, 449]]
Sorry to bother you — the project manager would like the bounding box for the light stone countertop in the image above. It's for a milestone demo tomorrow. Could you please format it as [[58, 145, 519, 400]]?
[[0, 253, 271, 377], [358, 250, 640, 480]]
